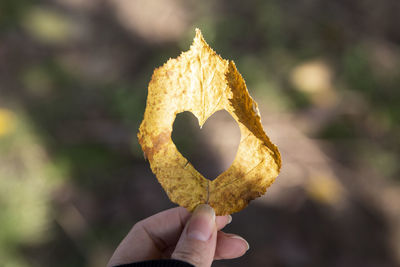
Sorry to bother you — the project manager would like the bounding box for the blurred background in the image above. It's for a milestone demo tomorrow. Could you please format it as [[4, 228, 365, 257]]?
[[1, 0, 400, 266]]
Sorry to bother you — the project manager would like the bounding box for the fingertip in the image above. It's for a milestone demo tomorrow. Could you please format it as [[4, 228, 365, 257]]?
[[216, 215, 232, 230], [228, 234, 249, 251], [215, 232, 249, 260], [227, 215, 232, 224]]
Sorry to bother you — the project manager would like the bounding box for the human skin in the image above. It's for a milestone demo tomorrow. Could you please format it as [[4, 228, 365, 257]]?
[[108, 205, 249, 267]]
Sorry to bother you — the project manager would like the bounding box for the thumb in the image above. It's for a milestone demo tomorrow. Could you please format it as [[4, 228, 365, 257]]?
[[172, 204, 217, 267]]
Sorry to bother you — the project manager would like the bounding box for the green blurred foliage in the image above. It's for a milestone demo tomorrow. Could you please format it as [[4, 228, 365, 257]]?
[[0, 0, 32, 30], [0, 110, 66, 267]]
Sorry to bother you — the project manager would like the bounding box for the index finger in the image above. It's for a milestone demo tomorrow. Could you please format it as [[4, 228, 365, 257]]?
[[108, 207, 231, 266], [139, 207, 231, 249]]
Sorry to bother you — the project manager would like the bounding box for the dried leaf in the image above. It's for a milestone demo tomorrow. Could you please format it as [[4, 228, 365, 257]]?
[[138, 29, 281, 215]]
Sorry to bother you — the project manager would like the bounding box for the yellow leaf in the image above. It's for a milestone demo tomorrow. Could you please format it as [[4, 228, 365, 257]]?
[[138, 29, 281, 215]]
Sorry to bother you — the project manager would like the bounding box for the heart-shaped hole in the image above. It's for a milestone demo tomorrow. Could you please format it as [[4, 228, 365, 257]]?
[[172, 110, 241, 181]]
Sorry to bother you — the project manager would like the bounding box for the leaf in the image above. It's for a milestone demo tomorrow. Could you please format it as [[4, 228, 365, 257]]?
[[138, 29, 281, 215]]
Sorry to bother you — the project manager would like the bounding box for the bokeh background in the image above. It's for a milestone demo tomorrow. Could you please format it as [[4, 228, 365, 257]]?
[[1, 0, 400, 266]]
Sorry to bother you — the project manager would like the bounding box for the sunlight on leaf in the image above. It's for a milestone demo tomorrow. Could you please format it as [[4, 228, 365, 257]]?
[[306, 174, 344, 206], [0, 109, 16, 137], [290, 60, 339, 108], [138, 29, 281, 215], [291, 60, 333, 93]]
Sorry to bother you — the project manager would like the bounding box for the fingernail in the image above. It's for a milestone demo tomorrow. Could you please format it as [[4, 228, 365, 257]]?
[[227, 215, 232, 224], [187, 204, 215, 241], [230, 235, 250, 251]]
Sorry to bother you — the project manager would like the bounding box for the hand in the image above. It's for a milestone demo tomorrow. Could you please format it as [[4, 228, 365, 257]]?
[[108, 204, 249, 267]]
